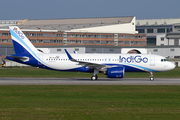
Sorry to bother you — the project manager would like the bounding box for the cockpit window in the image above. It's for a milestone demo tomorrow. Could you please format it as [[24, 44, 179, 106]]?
[[161, 59, 168, 62]]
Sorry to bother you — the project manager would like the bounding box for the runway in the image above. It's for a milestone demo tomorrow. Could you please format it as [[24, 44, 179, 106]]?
[[0, 77, 180, 85]]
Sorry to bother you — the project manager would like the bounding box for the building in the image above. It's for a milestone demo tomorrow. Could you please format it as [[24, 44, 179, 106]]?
[[136, 18, 180, 46], [0, 16, 146, 47]]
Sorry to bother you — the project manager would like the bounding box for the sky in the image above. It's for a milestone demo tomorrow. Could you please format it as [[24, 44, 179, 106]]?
[[0, 0, 180, 20]]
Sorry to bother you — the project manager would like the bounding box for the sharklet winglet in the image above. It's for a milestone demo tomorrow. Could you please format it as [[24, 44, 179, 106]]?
[[64, 49, 73, 60]]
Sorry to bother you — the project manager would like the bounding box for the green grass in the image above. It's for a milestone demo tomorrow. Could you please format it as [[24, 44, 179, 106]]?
[[0, 85, 180, 120], [0, 67, 180, 78]]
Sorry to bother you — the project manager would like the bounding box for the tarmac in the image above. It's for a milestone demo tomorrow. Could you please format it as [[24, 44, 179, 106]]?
[[0, 77, 180, 85]]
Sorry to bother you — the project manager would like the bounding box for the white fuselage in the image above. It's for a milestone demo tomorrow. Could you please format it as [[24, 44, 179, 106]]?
[[36, 53, 175, 72]]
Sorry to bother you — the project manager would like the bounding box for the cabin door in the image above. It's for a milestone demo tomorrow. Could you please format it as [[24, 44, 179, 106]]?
[[150, 56, 155, 66]]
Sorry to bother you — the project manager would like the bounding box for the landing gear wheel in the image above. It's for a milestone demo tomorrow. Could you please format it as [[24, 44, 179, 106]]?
[[150, 77, 154, 81], [91, 75, 98, 81]]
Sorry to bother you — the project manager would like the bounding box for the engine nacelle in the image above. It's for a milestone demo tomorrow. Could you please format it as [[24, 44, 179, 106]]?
[[107, 67, 124, 78]]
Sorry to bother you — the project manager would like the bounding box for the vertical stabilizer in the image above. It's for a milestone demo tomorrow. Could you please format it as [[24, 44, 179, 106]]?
[[9, 26, 40, 55]]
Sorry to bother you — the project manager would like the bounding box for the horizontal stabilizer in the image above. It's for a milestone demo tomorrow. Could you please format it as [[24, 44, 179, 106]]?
[[6, 55, 29, 62]]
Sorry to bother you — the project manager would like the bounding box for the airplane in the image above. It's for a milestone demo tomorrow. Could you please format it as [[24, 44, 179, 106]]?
[[6, 26, 175, 81]]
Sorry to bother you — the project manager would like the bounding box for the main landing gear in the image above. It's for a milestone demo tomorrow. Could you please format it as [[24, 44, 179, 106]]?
[[150, 72, 154, 81], [91, 69, 99, 81]]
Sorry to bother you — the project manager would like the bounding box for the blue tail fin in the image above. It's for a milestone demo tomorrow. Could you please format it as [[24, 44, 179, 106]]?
[[9, 26, 40, 55]]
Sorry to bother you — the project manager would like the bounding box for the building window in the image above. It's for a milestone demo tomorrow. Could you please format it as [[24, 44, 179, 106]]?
[[88, 35, 94, 38], [57, 34, 62, 37], [95, 41, 100, 44], [154, 49, 158, 52], [44, 34, 49, 37], [76, 34, 81, 38], [124, 41, 129, 44], [0, 39, 1, 42], [124, 35, 129, 38], [107, 41, 112, 44], [0, 33, 1, 36], [30, 39, 36, 43], [50, 40, 56, 43], [9, 39, 12, 43], [75, 48, 79, 51], [136, 36, 141, 39], [37, 39, 43, 43], [147, 29, 154, 33], [57, 40, 62, 43], [51, 34, 56, 37], [142, 36, 146, 39], [170, 49, 175, 51], [130, 41, 134, 44], [30, 33, 36, 37], [130, 36, 135, 39], [107, 35, 112, 38], [141, 41, 146, 44], [82, 34, 87, 38], [82, 40, 87, 44], [57, 49, 61, 51], [91, 49, 96, 51], [137, 29, 145, 33], [101, 41, 106, 44], [161, 37, 164, 41], [101, 35, 106, 38], [69, 34, 75, 37], [76, 40, 81, 43], [37, 33, 43, 37], [2, 33, 9, 36], [136, 41, 141, 44], [44, 40, 49, 43], [69, 40, 75, 43], [118, 35, 123, 38], [24, 33, 29, 37], [89, 40, 94, 44], [118, 41, 123, 44], [167, 28, 172, 33], [2, 39, 8, 43], [109, 49, 114, 52], [95, 35, 100, 38], [157, 28, 165, 33]]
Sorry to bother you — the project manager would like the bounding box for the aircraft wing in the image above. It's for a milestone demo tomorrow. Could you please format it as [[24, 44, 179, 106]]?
[[64, 49, 108, 69]]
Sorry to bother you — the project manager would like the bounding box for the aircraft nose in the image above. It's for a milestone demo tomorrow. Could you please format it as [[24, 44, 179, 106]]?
[[169, 62, 175, 70]]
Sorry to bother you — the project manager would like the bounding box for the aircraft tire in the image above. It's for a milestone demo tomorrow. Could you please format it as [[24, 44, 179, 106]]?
[[91, 75, 98, 81], [150, 77, 154, 81]]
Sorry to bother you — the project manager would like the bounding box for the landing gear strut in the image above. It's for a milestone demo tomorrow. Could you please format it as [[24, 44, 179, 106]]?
[[91, 69, 99, 81], [150, 72, 154, 81]]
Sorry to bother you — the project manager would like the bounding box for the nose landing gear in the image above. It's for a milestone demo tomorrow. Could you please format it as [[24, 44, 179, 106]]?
[[150, 72, 154, 81]]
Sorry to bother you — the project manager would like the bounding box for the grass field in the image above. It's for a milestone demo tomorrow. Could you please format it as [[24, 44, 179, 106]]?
[[0, 68, 180, 119], [0, 85, 180, 120], [0, 67, 180, 78]]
